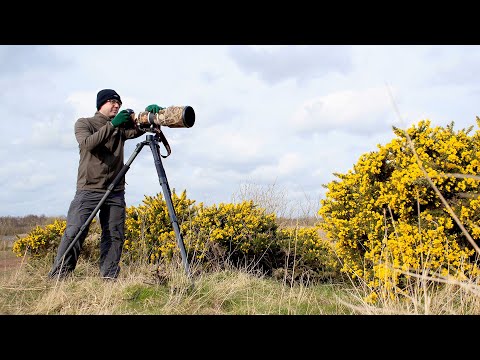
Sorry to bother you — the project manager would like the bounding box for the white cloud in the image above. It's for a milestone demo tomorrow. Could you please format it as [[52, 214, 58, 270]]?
[[291, 86, 397, 135]]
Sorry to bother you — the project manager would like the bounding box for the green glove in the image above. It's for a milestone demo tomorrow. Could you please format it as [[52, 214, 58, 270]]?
[[111, 110, 132, 128], [145, 104, 165, 113]]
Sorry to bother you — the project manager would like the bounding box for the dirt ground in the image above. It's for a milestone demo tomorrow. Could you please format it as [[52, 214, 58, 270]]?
[[0, 250, 23, 269], [0, 236, 25, 274]]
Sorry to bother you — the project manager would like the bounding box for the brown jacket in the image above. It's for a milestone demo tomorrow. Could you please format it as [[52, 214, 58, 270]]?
[[74, 111, 144, 192]]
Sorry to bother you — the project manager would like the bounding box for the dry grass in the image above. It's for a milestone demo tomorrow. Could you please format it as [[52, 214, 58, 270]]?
[[4, 231, 480, 314], [0, 252, 355, 315]]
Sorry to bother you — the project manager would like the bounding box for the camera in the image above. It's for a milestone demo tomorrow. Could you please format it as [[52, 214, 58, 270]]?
[[126, 106, 195, 132]]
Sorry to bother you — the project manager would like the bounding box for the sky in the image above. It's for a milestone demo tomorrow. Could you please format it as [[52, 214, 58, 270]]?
[[1, 45, 480, 218]]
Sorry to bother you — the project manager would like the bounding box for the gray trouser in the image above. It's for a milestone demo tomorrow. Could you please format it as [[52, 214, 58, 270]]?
[[52, 190, 126, 278]]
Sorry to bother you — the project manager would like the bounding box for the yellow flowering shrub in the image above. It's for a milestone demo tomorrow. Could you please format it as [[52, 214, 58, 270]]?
[[11, 189, 323, 281], [183, 200, 278, 270], [319, 118, 480, 295], [12, 218, 100, 259], [123, 189, 196, 264], [12, 219, 66, 258], [124, 190, 283, 272]]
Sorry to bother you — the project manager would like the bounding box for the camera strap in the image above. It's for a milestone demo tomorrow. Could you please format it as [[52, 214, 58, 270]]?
[[157, 130, 171, 158]]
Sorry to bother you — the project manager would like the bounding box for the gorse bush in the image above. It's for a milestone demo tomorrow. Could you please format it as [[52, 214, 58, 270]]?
[[123, 190, 342, 279], [12, 219, 66, 257], [184, 200, 279, 272], [12, 189, 342, 283], [123, 190, 196, 264], [319, 118, 480, 297], [12, 218, 100, 260], [124, 191, 280, 272]]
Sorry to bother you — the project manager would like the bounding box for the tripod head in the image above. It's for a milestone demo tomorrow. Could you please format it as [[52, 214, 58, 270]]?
[[140, 129, 172, 159]]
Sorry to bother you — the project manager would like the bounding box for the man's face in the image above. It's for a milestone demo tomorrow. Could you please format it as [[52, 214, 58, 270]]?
[[101, 99, 122, 118]]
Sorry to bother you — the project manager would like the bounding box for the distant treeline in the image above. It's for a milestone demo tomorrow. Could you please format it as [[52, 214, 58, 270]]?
[[0, 214, 317, 236], [0, 215, 65, 235]]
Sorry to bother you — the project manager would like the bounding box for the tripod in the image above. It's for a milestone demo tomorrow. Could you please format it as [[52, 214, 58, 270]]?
[[50, 133, 192, 283]]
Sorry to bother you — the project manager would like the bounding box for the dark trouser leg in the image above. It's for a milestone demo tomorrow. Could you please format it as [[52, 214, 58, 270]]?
[[49, 190, 95, 277], [99, 191, 126, 278]]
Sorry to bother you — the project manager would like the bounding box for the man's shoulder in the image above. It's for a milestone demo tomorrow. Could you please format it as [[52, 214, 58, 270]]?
[[76, 112, 107, 125], [74, 117, 94, 131], [76, 113, 96, 122], [76, 116, 93, 123]]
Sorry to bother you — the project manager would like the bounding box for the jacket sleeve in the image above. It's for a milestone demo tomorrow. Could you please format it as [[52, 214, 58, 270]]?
[[75, 118, 116, 151]]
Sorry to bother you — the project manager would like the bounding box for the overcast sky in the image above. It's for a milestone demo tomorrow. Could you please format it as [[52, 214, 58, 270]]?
[[1, 45, 479, 218]]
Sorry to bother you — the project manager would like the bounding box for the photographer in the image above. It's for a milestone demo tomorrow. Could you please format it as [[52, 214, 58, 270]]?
[[48, 89, 162, 280]]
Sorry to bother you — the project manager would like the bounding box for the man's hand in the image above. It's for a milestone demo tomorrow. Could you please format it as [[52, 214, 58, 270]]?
[[111, 110, 133, 128], [145, 104, 165, 114]]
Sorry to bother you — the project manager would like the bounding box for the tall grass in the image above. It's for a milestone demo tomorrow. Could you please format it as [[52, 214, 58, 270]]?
[[3, 239, 480, 314], [0, 252, 355, 314]]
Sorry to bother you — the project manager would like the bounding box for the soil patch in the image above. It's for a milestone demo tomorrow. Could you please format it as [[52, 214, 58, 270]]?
[[0, 235, 27, 274], [0, 250, 24, 269]]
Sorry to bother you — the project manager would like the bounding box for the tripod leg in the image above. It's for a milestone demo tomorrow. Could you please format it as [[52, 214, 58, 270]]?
[[50, 141, 147, 278], [148, 137, 192, 280]]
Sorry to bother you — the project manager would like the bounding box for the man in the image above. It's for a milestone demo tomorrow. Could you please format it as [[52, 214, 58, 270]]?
[[48, 88, 163, 280]]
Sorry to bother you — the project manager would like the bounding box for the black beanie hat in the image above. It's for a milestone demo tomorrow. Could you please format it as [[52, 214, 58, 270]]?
[[96, 89, 122, 110]]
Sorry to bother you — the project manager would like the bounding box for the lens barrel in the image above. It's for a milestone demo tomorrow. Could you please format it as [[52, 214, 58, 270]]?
[[137, 105, 195, 129]]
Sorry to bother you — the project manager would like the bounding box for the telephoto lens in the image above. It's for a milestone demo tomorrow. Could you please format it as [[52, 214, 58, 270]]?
[[135, 105, 195, 130]]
